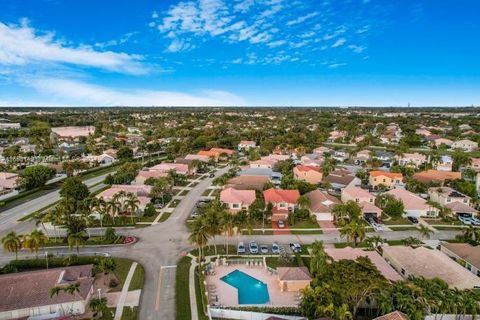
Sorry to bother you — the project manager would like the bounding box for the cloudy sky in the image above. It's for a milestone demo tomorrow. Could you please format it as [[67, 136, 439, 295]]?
[[0, 0, 479, 106]]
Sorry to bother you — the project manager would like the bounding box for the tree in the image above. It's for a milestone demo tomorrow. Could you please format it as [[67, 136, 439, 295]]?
[[19, 165, 56, 190], [417, 224, 433, 239], [364, 235, 386, 250], [339, 220, 366, 247], [68, 231, 88, 253], [89, 297, 109, 319], [188, 217, 210, 265], [117, 146, 134, 161], [97, 257, 117, 285], [461, 226, 480, 245], [383, 197, 405, 219], [309, 241, 329, 277], [332, 201, 362, 226], [22, 229, 48, 258], [297, 194, 311, 210], [60, 176, 90, 202], [402, 236, 422, 246], [452, 149, 471, 171], [220, 212, 235, 255], [124, 192, 140, 224], [1, 231, 22, 260]]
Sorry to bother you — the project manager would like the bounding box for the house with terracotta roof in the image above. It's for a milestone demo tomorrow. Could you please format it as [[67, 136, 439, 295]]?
[[225, 175, 269, 191], [306, 189, 340, 221], [313, 146, 331, 155], [198, 150, 221, 161], [325, 247, 402, 282], [395, 152, 427, 168], [150, 162, 192, 175], [373, 311, 408, 320], [51, 126, 95, 141], [97, 184, 152, 212], [412, 169, 462, 184], [386, 188, 439, 218], [220, 187, 256, 213], [0, 264, 94, 319], [293, 165, 323, 185], [382, 246, 480, 289], [263, 188, 300, 221], [440, 242, 480, 277], [0, 172, 19, 191], [428, 187, 477, 216], [184, 154, 210, 162], [451, 139, 478, 152], [368, 170, 404, 190], [134, 170, 168, 185], [210, 148, 235, 156], [341, 187, 382, 216], [276, 267, 312, 292], [237, 140, 257, 150]]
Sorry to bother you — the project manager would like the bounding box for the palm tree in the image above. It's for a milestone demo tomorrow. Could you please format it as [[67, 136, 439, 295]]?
[[22, 229, 48, 258], [1, 231, 22, 260], [188, 218, 210, 265], [335, 304, 353, 320], [93, 197, 107, 229], [204, 201, 223, 255], [90, 297, 108, 319], [462, 226, 480, 243], [49, 286, 63, 298], [402, 236, 422, 246], [67, 231, 87, 253], [124, 192, 140, 224], [417, 224, 433, 239], [297, 194, 311, 210], [220, 212, 235, 256], [64, 282, 81, 295], [364, 235, 386, 250], [339, 220, 366, 247], [97, 257, 117, 285]]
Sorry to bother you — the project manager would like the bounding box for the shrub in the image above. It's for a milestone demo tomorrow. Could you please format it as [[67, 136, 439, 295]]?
[[144, 203, 156, 217], [104, 227, 117, 243]]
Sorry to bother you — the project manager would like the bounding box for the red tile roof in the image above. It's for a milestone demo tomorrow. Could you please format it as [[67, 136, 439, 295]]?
[[263, 188, 300, 204]]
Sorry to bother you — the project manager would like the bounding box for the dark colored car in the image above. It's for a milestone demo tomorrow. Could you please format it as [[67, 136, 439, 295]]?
[[407, 216, 418, 224]]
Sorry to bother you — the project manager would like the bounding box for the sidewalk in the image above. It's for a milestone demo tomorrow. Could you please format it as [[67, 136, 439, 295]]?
[[188, 253, 199, 320], [114, 262, 138, 320]]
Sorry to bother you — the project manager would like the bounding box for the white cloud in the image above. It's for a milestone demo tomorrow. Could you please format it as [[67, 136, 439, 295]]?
[[328, 63, 346, 69], [331, 38, 346, 48], [286, 12, 318, 26], [233, 0, 255, 13], [166, 39, 195, 52], [267, 40, 286, 48], [348, 44, 365, 53], [0, 21, 147, 75], [20, 77, 246, 106]]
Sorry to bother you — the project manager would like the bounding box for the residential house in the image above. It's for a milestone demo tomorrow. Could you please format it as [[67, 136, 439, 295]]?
[[150, 162, 192, 175], [197, 150, 221, 161], [325, 247, 402, 282], [386, 188, 439, 218], [225, 175, 269, 191], [313, 146, 331, 155], [277, 267, 312, 292], [210, 148, 236, 157], [323, 169, 361, 193], [299, 153, 324, 167], [97, 184, 152, 212], [82, 153, 116, 166], [477, 172, 480, 195], [396, 152, 427, 168], [238, 168, 282, 185], [250, 159, 276, 169], [434, 155, 453, 172], [375, 151, 395, 168], [51, 126, 95, 141], [373, 311, 408, 320], [293, 165, 323, 185], [220, 187, 256, 213], [327, 130, 347, 142], [331, 150, 349, 162], [0, 265, 94, 319], [469, 158, 480, 171], [428, 187, 477, 217], [440, 242, 480, 277], [433, 137, 453, 148], [412, 169, 462, 184], [263, 188, 300, 221], [0, 123, 20, 130], [368, 171, 404, 190], [134, 170, 168, 185], [0, 172, 19, 191], [237, 140, 257, 150], [452, 139, 478, 152], [306, 189, 340, 221], [184, 154, 210, 163], [341, 187, 381, 217], [381, 246, 480, 289], [353, 149, 371, 165]]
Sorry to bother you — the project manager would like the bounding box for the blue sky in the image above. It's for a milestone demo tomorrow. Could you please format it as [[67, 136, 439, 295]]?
[[0, 0, 479, 106]]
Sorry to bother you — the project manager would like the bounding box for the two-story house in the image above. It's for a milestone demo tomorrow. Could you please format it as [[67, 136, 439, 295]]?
[[263, 188, 300, 221], [220, 188, 256, 213], [368, 171, 404, 190]]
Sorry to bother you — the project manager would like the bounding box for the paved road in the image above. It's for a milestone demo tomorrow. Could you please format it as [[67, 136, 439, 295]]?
[[0, 174, 109, 237], [0, 165, 465, 320]]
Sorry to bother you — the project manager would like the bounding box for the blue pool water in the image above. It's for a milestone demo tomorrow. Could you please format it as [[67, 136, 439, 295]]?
[[221, 269, 270, 304]]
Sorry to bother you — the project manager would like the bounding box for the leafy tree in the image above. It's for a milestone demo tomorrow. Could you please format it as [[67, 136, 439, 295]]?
[[19, 165, 56, 190], [1, 231, 22, 260], [68, 231, 88, 253], [89, 297, 109, 319], [188, 217, 210, 265], [382, 197, 405, 218], [332, 201, 362, 225], [339, 220, 366, 247], [117, 146, 134, 161], [60, 176, 90, 202], [22, 229, 48, 258]]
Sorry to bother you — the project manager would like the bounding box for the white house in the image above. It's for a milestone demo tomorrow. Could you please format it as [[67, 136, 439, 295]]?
[[452, 139, 478, 152]]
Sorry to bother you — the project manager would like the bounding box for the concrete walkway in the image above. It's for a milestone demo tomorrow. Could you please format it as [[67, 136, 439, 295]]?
[[188, 254, 199, 320], [114, 262, 138, 320]]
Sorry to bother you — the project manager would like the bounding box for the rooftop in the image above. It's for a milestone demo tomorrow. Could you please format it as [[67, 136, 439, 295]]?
[[441, 242, 480, 269], [263, 188, 300, 204]]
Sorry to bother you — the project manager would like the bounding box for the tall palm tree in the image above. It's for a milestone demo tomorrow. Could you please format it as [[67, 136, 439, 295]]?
[[49, 286, 63, 298], [22, 229, 48, 258], [1, 231, 22, 260], [418, 224, 433, 239], [67, 231, 87, 253], [297, 195, 311, 210], [188, 218, 210, 265], [220, 212, 235, 256], [93, 197, 107, 229], [124, 192, 140, 224], [204, 201, 223, 255], [462, 226, 480, 243], [339, 220, 366, 247]]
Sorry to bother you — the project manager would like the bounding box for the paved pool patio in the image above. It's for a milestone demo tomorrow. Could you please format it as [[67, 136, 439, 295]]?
[[205, 264, 299, 307]]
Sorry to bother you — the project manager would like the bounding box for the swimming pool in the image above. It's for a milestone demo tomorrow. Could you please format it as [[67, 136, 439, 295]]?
[[221, 269, 270, 304]]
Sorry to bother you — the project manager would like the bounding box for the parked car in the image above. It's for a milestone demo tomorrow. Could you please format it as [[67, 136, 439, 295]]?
[[372, 222, 384, 232], [154, 203, 164, 209], [271, 242, 280, 254], [260, 244, 269, 254], [471, 216, 480, 226], [249, 241, 259, 254], [277, 220, 285, 228], [289, 243, 301, 253], [458, 215, 473, 225], [407, 216, 419, 224], [237, 242, 246, 254], [209, 173, 215, 178]]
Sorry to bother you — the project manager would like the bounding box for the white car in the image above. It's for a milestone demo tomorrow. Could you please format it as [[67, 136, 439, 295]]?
[[459, 216, 473, 225], [249, 241, 259, 254], [237, 242, 246, 254], [289, 243, 301, 253], [260, 244, 269, 254], [372, 222, 384, 232], [271, 243, 280, 254]]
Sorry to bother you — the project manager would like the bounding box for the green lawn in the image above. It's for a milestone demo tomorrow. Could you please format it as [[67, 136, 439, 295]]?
[[169, 199, 181, 208], [289, 219, 320, 229], [241, 230, 274, 235], [291, 229, 323, 235], [158, 212, 172, 223], [383, 217, 413, 225], [194, 267, 209, 320], [424, 219, 462, 226], [435, 226, 467, 230], [121, 307, 138, 320], [191, 245, 237, 257], [176, 256, 192, 320], [129, 263, 145, 291], [201, 189, 211, 196], [179, 190, 189, 196], [111, 258, 135, 292], [389, 226, 417, 231], [265, 257, 299, 269]]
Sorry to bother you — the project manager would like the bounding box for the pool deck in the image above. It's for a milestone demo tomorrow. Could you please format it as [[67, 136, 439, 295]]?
[[205, 265, 299, 307]]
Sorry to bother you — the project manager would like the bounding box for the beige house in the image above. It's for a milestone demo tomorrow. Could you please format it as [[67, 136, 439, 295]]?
[[395, 152, 427, 168], [368, 170, 403, 190], [440, 242, 480, 277], [452, 139, 478, 152], [277, 267, 312, 292], [293, 165, 323, 184]]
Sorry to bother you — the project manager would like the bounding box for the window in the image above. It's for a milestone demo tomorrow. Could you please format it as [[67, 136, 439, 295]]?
[[279, 203, 286, 208], [232, 203, 240, 209]]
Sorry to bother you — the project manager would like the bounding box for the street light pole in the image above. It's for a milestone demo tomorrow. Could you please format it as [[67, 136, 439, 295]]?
[[97, 288, 101, 300], [45, 251, 48, 269]]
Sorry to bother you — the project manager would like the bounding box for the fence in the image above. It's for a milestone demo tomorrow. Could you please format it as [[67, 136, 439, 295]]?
[[208, 307, 306, 320]]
